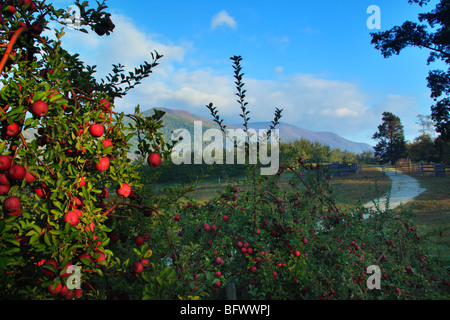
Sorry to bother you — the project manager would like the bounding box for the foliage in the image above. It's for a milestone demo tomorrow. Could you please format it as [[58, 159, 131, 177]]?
[[0, 0, 448, 301], [372, 112, 407, 164], [371, 0, 450, 142], [0, 0, 171, 299]]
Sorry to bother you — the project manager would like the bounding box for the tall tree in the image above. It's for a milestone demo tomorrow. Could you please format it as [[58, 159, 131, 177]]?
[[416, 114, 436, 138], [373, 112, 407, 164], [370, 0, 450, 142]]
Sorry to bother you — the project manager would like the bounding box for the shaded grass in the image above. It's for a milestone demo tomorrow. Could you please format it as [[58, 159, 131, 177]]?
[[406, 175, 450, 258], [328, 167, 391, 211]]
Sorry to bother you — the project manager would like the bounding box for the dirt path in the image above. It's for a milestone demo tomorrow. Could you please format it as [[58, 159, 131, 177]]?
[[364, 168, 426, 212]]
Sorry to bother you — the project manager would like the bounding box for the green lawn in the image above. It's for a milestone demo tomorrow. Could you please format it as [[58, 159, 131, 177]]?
[[407, 174, 450, 258]]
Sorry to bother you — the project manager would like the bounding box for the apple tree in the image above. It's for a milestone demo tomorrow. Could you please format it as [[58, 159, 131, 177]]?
[[0, 0, 172, 299]]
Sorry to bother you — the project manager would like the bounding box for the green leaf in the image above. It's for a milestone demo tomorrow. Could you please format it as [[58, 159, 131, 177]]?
[[0, 220, 5, 234], [29, 232, 40, 245], [2, 247, 20, 256], [144, 249, 153, 259], [44, 232, 52, 247], [64, 221, 71, 234]]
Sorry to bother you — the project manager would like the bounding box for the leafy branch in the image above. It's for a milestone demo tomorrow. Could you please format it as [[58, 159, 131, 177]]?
[[98, 51, 164, 100]]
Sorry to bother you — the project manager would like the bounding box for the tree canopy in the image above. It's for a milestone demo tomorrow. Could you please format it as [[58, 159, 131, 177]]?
[[370, 0, 450, 142], [373, 112, 407, 164]]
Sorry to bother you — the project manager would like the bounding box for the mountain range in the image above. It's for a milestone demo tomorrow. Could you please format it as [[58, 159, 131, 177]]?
[[143, 107, 373, 154]]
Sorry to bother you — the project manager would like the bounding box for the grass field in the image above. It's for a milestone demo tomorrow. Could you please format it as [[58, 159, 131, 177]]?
[[406, 174, 450, 257], [156, 166, 393, 210]]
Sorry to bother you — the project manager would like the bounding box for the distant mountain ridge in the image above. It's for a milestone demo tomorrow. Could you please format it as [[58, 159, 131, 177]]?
[[144, 107, 373, 154], [236, 121, 373, 154]]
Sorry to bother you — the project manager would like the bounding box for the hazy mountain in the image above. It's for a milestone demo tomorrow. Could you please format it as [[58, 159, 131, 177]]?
[[142, 108, 373, 154], [235, 121, 374, 154]]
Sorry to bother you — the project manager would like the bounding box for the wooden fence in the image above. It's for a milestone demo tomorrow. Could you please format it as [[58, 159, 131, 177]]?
[[384, 160, 448, 177], [323, 162, 361, 177], [322, 161, 447, 179]]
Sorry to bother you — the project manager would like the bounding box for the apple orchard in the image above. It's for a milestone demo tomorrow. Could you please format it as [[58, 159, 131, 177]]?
[[0, 0, 449, 300]]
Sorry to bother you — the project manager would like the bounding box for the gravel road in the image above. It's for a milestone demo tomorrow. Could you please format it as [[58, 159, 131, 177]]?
[[364, 169, 426, 212]]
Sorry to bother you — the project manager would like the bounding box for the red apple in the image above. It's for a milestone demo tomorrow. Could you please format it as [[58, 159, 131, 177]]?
[[97, 187, 109, 198], [147, 152, 161, 167], [95, 156, 110, 171], [60, 263, 73, 278], [7, 208, 21, 217], [141, 258, 149, 267], [31, 100, 48, 117], [89, 124, 104, 137], [79, 253, 92, 264], [34, 183, 49, 198], [3, 196, 21, 212], [48, 282, 63, 296], [116, 183, 131, 198], [24, 172, 36, 183], [74, 288, 83, 299], [93, 250, 106, 263], [174, 214, 181, 221], [78, 176, 86, 188], [23, 0, 37, 12], [99, 99, 110, 111], [102, 139, 113, 148], [5, 5, 16, 15], [60, 286, 71, 298], [42, 259, 57, 277], [0, 185, 10, 195], [0, 155, 12, 171], [5, 122, 20, 137], [31, 21, 44, 35], [8, 164, 26, 181], [132, 261, 144, 274], [64, 210, 81, 227], [135, 236, 144, 246]]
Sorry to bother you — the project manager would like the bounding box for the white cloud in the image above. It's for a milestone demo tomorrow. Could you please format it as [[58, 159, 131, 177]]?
[[273, 66, 284, 74], [211, 10, 237, 30], [301, 27, 320, 34], [48, 11, 420, 145], [56, 13, 189, 78], [269, 36, 290, 45]]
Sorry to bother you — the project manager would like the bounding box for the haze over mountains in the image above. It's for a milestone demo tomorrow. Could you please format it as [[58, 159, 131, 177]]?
[[144, 107, 373, 154]]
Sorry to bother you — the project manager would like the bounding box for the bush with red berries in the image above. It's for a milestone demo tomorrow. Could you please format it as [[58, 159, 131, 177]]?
[[136, 57, 449, 300]]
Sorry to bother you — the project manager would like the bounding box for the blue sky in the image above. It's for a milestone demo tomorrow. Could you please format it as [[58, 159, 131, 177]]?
[[50, 0, 442, 146]]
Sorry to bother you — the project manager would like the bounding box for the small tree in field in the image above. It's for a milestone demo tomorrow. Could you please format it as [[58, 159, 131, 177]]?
[[372, 112, 407, 164]]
